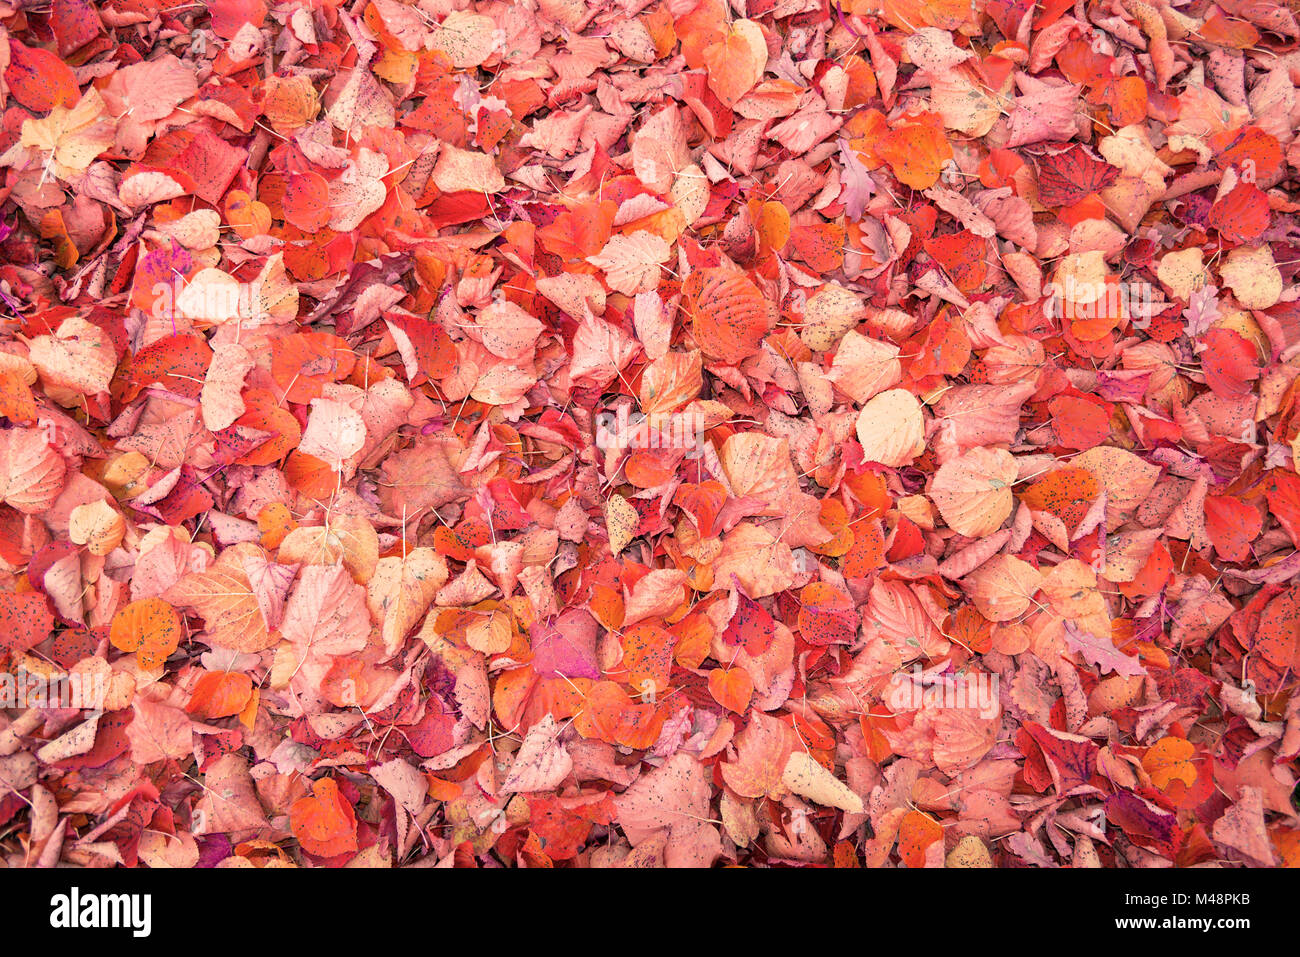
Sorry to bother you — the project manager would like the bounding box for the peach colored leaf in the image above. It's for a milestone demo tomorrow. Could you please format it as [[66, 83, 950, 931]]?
[[929, 447, 1018, 537], [586, 230, 670, 295], [277, 514, 379, 584], [196, 754, 266, 833], [1063, 620, 1146, 677], [475, 300, 543, 359], [328, 149, 388, 232], [68, 500, 124, 556], [718, 433, 798, 513], [633, 291, 671, 360], [856, 389, 925, 467], [165, 548, 276, 654], [0, 428, 66, 514], [613, 753, 722, 868], [720, 711, 793, 799], [501, 715, 573, 793], [569, 315, 640, 387], [930, 706, 1001, 775], [639, 350, 703, 416], [370, 757, 428, 816], [1211, 786, 1277, 866], [962, 555, 1043, 622], [175, 268, 242, 325], [605, 493, 637, 556], [712, 523, 797, 599], [801, 284, 867, 351], [239, 550, 298, 631], [27, 317, 115, 395], [430, 11, 498, 69], [127, 697, 193, 764], [279, 564, 369, 659], [131, 533, 212, 601], [432, 143, 504, 194], [1070, 446, 1161, 530], [36, 713, 100, 764], [18, 88, 116, 180], [377, 439, 470, 519], [623, 569, 688, 626], [826, 331, 902, 403], [298, 397, 367, 472], [632, 105, 690, 192], [200, 342, 254, 432], [866, 579, 944, 655], [367, 547, 449, 656], [782, 751, 863, 813]]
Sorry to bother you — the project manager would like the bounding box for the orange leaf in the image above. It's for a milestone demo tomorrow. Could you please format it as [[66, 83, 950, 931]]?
[[186, 671, 254, 719], [1142, 736, 1198, 791], [225, 189, 272, 239], [257, 502, 298, 549], [282, 171, 332, 231], [290, 777, 359, 858], [234, 389, 301, 466], [702, 20, 766, 107], [1020, 468, 1100, 533], [573, 680, 663, 748], [898, 810, 943, 867], [797, 582, 858, 646], [271, 332, 356, 404], [618, 621, 675, 695], [110, 597, 184, 669], [876, 119, 952, 189], [755, 200, 790, 254], [684, 267, 775, 365], [0, 370, 38, 424], [707, 667, 753, 714], [1204, 495, 1262, 563], [5, 41, 80, 112]]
